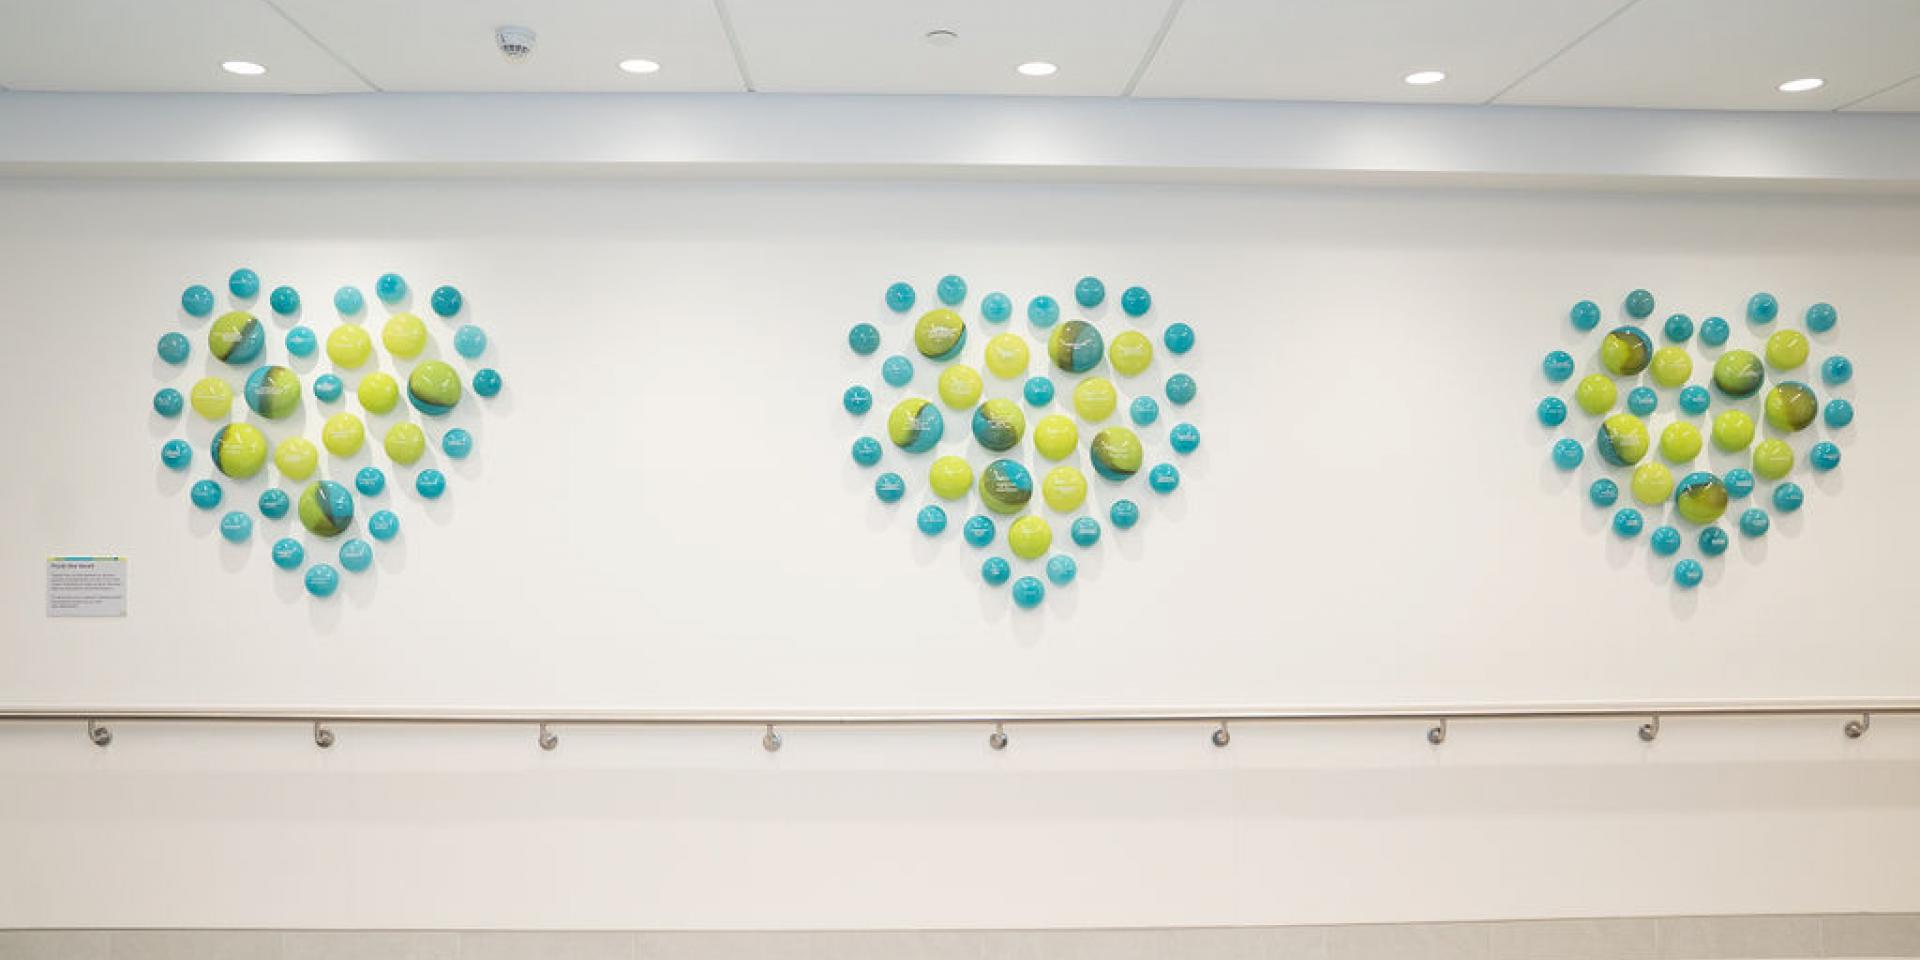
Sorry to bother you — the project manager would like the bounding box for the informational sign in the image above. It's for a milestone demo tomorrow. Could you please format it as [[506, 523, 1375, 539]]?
[[46, 556, 127, 617]]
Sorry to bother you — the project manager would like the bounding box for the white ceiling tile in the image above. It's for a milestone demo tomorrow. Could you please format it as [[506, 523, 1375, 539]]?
[[1134, 0, 1630, 104], [1500, 0, 1920, 111], [1844, 73, 1920, 112], [724, 0, 1175, 96], [270, 0, 744, 92], [0, 0, 368, 93]]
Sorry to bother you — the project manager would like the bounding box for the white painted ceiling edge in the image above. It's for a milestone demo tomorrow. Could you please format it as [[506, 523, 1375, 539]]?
[[6, 93, 1920, 191]]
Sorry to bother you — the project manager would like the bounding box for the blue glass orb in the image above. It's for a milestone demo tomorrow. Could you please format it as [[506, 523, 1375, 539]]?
[[305, 563, 340, 598], [354, 466, 386, 496], [1809, 441, 1841, 471], [1624, 288, 1655, 319], [228, 268, 260, 299], [258, 488, 290, 519], [1121, 286, 1152, 317], [1698, 316, 1730, 346], [1110, 499, 1140, 529], [1805, 302, 1837, 333], [874, 472, 905, 503], [1130, 396, 1160, 426], [1165, 373, 1197, 405], [1046, 554, 1078, 586], [1650, 525, 1682, 556], [936, 274, 967, 306], [1612, 508, 1644, 538], [885, 282, 916, 313], [157, 331, 191, 365], [1074, 276, 1105, 308], [1821, 355, 1853, 385], [1739, 508, 1770, 537], [981, 556, 1011, 586], [916, 505, 948, 536], [190, 479, 223, 510], [1678, 385, 1711, 415], [1747, 292, 1778, 324], [472, 368, 503, 398], [851, 436, 883, 466], [1552, 438, 1584, 470], [153, 387, 184, 418], [1537, 396, 1568, 427], [881, 355, 913, 387], [368, 509, 401, 541], [963, 514, 995, 547], [1673, 559, 1704, 589], [1569, 299, 1601, 331], [1723, 468, 1755, 499], [1011, 575, 1046, 609], [181, 284, 215, 317], [1699, 526, 1729, 556], [981, 292, 1013, 323], [267, 285, 299, 316], [848, 322, 881, 355], [415, 469, 447, 499], [842, 385, 873, 415], [442, 428, 473, 459], [333, 286, 364, 315], [1627, 387, 1657, 416], [1148, 463, 1180, 494], [375, 273, 408, 304], [285, 325, 317, 358], [339, 538, 374, 573], [1824, 398, 1854, 428], [1169, 422, 1201, 454], [1071, 516, 1101, 547], [160, 439, 192, 471], [312, 373, 344, 403], [1588, 478, 1619, 507], [1162, 322, 1195, 355], [1027, 295, 1060, 327], [219, 510, 253, 543], [1773, 482, 1804, 513], [271, 537, 305, 570], [1662, 313, 1694, 343], [431, 285, 464, 318], [1542, 350, 1575, 382], [453, 324, 487, 359], [1023, 376, 1056, 406]]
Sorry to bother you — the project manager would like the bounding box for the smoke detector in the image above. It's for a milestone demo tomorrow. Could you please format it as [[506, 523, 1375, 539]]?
[[495, 25, 536, 62]]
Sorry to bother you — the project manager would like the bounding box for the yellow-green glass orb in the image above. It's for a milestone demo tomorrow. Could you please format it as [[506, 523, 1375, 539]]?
[[1072, 376, 1118, 422], [384, 422, 427, 465], [1649, 347, 1693, 388], [928, 455, 974, 500], [1711, 410, 1755, 452], [1108, 330, 1153, 377], [1008, 515, 1053, 560], [189, 377, 234, 419], [983, 333, 1030, 379], [1595, 413, 1650, 466], [1763, 381, 1818, 432], [1660, 421, 1703, 463], [273, 436, 319, 481], [326, 324, 373, 368], [1765, 329, 1809, 370], [1574, 374, 1617, 415], [1631, 461, 1674, 505], [936, 364, 984, 409], [322, 412, 366, 457], [358, 372, 400, 414], [1032, 414, 1079, 461], [1041, 466, 1088, 513], [210, 423, 269, 479], [380, 312, 429, 360], [1753, 438, 1795, 480]]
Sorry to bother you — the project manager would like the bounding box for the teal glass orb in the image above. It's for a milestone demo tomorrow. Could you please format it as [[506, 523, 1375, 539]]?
[[1169, 422, 1200, 454], [305, 563, 339, 598], [1165, 373, 1197, 405], [1163, 322, 1195, 355], [454, 324, 487, 359], [848, 322, 881, 355], [190, 479, 223, 509], [874, 472, 905, 503], [157, 331, 191, 364], [368, 509, 400, 541], [1130, 396, 1160, 426], [1074, 276, 1105, 308], [1822, 355, 1852, 385], [1046, 554, 1077, 586], [375, 273, 407, 304], [160, 439, 192, 471], [1023, 376, 1055, 406], [285, 326, 317, 358], [415, 469, 447, 499], [1121, 286, 1151, 317], [1570, 300, 1601, 331], [219, 510, 252, 543], [917, 505, 948, 536], [1747, 292, 1779, 324], [981, 292, 1012, 322], [885, 282, 916, 313], [1809, 441, 1841, 471], [1805, 302, 1837, 333], [851, 436, 882, 466], [1012, 575, 1046, 609], [1027, 295, 1059, 327], [153, 387, 184, 418], [1588, 478, 1618, 507], [1674, 559, 1703, 589], [1678, 385, 1710, 415], [936, 274, 967, 306], [881, 355, 913, 387], [1613, 508, 1643, 537], [228, 268, 260, 299], [1723, 468, 1755, 499], [1148, 463, 1180, 494], [181, 284, 215, 317], [1627, 386, 1657, 416], [339, 538, 373, 573], [1650, 525, 1681, 556], [842, 385, 873, 415], [1698, 316, 1730, 346], [1773, 482, 1804, 513], [1739, 508, 1770, 537], [1663, 313, 1694, 342], [981, 556, 1011, 586], [1110, 499, 1140, 529], [963, 514, 995, 547], [1624, 289, 1655, 319], [1552, 438, 1584, 469], [1537, 396, 1568, 426], [312, 373, 344, 402], [1071, 516, 1101, 547], [442, 428, 473, 459], [355, 466, 386, 496], [258, 488, 290, 519], [1542, 350, 1575, 382], [472, 368, 503, 397], [430, 285, 463, 318], [271, 537, 304, 570], [270, 285, 301, 315], [334, 286, 364, 315], [1825, 398, 1853, 427], [1699, 526, 1729, 556]]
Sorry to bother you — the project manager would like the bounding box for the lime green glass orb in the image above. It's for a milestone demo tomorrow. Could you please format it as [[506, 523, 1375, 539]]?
[[984, 333, 1030, 379], [1752, 438, 1795, 480], [381, 312, 429, 360], [1032, 414, 1078, 461], [207, 311, 265, 365], [1042, 466, 1088, 512], [1763, 381, 1817, 432], [1008, 515, 1053, 560], [358, 372, 401, 414], [1674, 471, 1728, 524], [937, 364, 984, 409], [1631, 461, 1674, 505], [1048, 320, 1105, 374], [1072, 376, 1118, 422], [407, 360, 462, 415], [1660, 421, 1703, 463], [1108, 330, 1153, 377], [1574, 374, 1617, 415], [210, 423, 269, 479], [1712, 409, 1755, 451], [384, 423, 427, 464], [1764, 329, 1809, 370], [242, 365, 302, 420], [1595, 413, 1650, 466], [929, 455, 974, 500], [1649, 347, 1693, 388], [979, 459, 1034, 514], [190, 377, 234, 420], [1712, 349, 1765, 398], [887, 397, 945, 452], [971, 397, 1026, 451], [1599, 326, 1654, 376], [326, 324, 373, 368], [274, 437, 319, 480], [913, 308, 967, 361], [298, 480, 355, 538], [1090, 427, 1144, 481], [322, 413, 366, 457]]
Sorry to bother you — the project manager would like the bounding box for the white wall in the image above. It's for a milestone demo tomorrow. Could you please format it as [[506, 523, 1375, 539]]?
[[1, 177, 1918, 929]]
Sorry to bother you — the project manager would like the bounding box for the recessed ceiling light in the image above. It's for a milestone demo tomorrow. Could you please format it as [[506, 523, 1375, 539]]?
[[618, 58, 661, 75], [925, 29, 958, 47], [1778, 77, 1825, 93], [1404, 70, 1446, 86], [221, 60, 267, 76], [1017, 61, 1057, 77]]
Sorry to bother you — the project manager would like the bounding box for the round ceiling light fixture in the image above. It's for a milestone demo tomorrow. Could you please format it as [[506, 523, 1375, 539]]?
[[1404, 70, 1447, 85], [925, 29, 958, 47], [221, 60, 267, 76], [1778, 77, 1825, 93], [1017, 61, 1057, 77], [619, 58, 661, 75]]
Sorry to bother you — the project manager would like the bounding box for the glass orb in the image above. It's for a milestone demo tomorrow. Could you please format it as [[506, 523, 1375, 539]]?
[[1552, 438, 1584, 470], [1624, 288, 1655, 319], [1121, 286, 1151, 317], [1130, 396, 1160, 426], [442, 428, 474, 459], [1805, 302, 1837, 333], [1110, 499, 1140, 529], [375, 272, 408, 304], [1698, 316, 1730, 346], [1570, 299, 1601, 331], [190, 479, 223, 510], [160, 439, 192, 471], [882, 355, 913, 387], [1074, 276, 1105, 308], [1071, 516, 1101, 547], [1699, 526, 1729, 556], [228, 268, 260, 299], [1011, 576, 1046, 609], [454, 325, 488, 359], [1046, 554, 1077, 586], [259, 488, 290, 519], [415, 469, 447, 499], [333, 286, 365, 315], [368, 509, 401, 541], [354, 466, 386, 496], [848, 322, 881, 355], [963, 514, 995, 547], [1678, 385, 1711, 415], [1537, 396, 1568, 427], [472, 368, 503, 398], [157, 332, 191, 365], [154, 388, 185, 418], [305, 563, 340, 598], [312, 373, 344, 403], [1809, 441, 1841, 471], [1023, 376, 1056, 406], [1772, 482, 1804, 513], [1747, 292, 1778, 324], [1165, 373, 1197, 405], [284, 326, 317, 358], [1822, 355, 1853, 385], [1148, 463, 1180, 493], [1739, 508, 1770, 537], [1627, 387, 1657, 416], [874, 472, 905, 503], [1588, 478, 1618, 507], [270, 286, 300, 315], [339, 538, 374, 573], [1612, 508, 1643, 537], [1027, 295, 1060, 327], [885, 282, 916, 313], [1542, 350, 1575, 382], [181, 284, 215, 317], [936, 274, 967, 306], [1674, 559, 1703, 589], [981, 556, 1011, 586], [1662, 313, 1694, 342], [1824, 398, 1853, 428], [1162, 322, 1195, 355], [842, 385, 873, 415], [1650, 526, 1681, 556], [1169, 422, 1201, 454], [430, 285, 464, 318], [271, 537, 305, 570], [1722, 468, 1755, 499], [981, 292, 1012, 322], [917, 505, 949, 536]]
